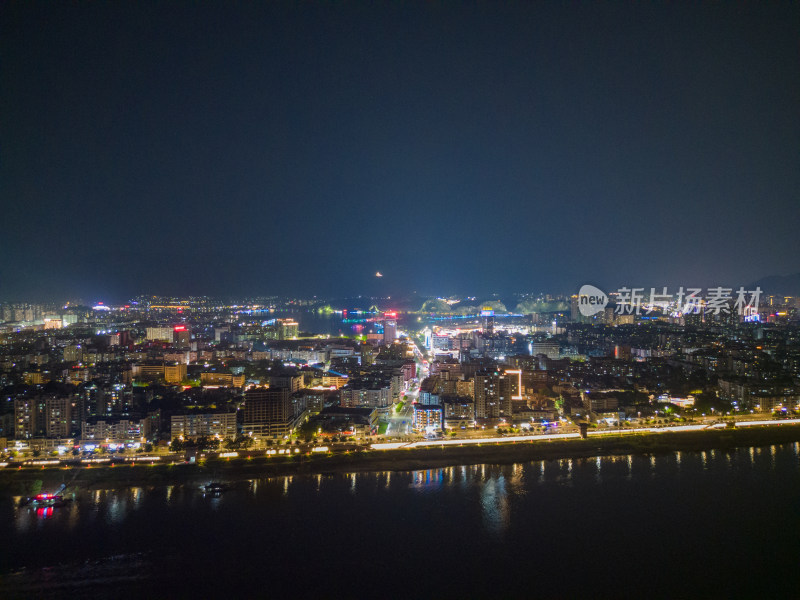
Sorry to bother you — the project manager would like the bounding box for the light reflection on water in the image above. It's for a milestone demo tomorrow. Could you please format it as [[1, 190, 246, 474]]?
[[131, 487, 142, 509], [508, 462, 525, 495], [480, 473, 510, 535], [107, 492, 122, 525], [412, 468, 444, 489], [8, 444, 800, 546], [3, 446, 799, 600]]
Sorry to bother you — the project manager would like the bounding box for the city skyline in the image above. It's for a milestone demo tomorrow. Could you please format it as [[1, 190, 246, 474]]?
[[3, 3, 799, 301], [2, 269, 800, 309]]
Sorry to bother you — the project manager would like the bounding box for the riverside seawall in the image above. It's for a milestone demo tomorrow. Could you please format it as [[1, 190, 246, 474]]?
[[3, 424, 800, 494]]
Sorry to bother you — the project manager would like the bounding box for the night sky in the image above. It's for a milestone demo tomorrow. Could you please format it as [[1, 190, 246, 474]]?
[[2, 2, 799, 302]]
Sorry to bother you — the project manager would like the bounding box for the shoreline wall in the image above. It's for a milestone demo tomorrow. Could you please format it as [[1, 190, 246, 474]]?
[[3, 425, 800, 494]]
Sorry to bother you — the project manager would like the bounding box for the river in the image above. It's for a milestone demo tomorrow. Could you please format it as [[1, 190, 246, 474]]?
[[2, 444, 799, 598]]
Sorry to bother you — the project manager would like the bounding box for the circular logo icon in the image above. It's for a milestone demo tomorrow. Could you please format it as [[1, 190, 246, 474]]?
[[577, 284, 608, 317]]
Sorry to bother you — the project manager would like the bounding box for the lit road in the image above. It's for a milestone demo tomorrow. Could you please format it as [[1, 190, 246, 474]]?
[[371, 418, 800, 450], [384, 396, 415, 438], [383, 335, 427, 440], [380, 333, 430, 439]]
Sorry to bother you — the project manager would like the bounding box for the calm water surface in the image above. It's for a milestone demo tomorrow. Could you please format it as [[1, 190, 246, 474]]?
[[2, 444, 800, 598], [264, 309, 416, 337]]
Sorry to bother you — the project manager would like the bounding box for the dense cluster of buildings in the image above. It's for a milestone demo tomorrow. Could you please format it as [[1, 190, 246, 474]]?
[[1, 292, 798, 454], [413, 295, 800, 432], [0, 298, 413, 453]]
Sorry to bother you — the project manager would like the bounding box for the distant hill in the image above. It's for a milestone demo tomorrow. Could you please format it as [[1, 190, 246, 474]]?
[[748, 272, 800, 296], [420, 298, 451, 313]]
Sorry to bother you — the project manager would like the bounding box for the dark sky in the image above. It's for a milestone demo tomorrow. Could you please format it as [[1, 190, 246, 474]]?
[[2, 2, 799, 302]]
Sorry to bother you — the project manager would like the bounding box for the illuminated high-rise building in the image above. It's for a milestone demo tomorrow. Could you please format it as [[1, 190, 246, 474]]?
[[473, 372, 512, 419], [481, 307, 495, 336], [243, 387, 294, 439], [164, 363, 187, 384], [531, 340, 560, 359], [14, 398, 38, 439], [44, 396, 72, 438], [171, 412, 237, 440], [173, 325, 191, 346], [278, 319, 299, 340], [383, 312, 397, 343], [146, 327, 173, 342], [570, 295, 580, 322]]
